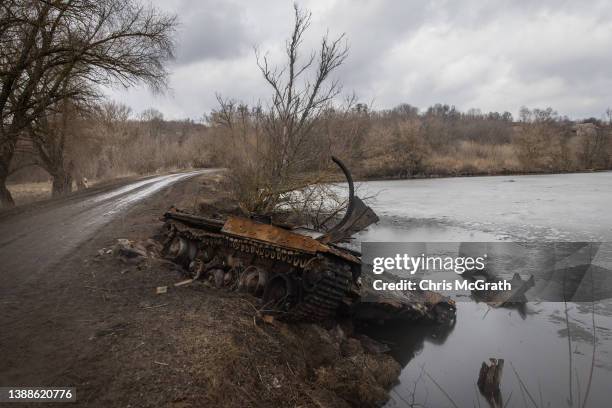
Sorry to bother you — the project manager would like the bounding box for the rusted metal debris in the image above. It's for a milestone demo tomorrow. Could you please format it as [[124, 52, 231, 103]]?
[[160, 156, 456, 326], [317, 157, 379, 244], [468, 272, 535, 308], [354, 272, 456, 325]]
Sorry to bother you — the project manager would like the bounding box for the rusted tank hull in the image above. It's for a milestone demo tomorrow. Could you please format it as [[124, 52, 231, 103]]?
[[163, 213, 360, 322]]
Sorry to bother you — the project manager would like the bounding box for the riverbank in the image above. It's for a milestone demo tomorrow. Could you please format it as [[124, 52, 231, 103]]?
[[7, 166, 611, 209], [355, 167, 612, 183]]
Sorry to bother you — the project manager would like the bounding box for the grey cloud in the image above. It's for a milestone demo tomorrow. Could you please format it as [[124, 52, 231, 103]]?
[[109, 0, 612, 120], [174, 0, 251, 63], [320, 1, 431, 83]]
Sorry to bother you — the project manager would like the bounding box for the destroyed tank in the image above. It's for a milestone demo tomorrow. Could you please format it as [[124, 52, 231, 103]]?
[[162, 157, 456, 323]]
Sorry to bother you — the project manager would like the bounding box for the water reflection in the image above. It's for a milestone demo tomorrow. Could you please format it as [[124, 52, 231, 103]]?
[[359, 319, 456, 368], [354, 223, 611, 407], [376, 301, 611, 408]]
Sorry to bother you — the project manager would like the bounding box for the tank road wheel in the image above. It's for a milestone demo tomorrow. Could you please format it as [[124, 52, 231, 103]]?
[[262, 274, 296, 313], [238, 266, 267, 296], [224, 268, 238, 288], [165, 236, 197, 266], [210, 268, 226, 288]]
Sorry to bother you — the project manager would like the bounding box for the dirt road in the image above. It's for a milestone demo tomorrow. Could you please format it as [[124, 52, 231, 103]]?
[[0, 171, 208, 285], [0, 170, 220, 404]]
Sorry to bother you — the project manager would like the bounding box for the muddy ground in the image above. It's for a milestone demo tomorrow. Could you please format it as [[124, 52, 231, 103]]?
[[0, 173, 400, 407]]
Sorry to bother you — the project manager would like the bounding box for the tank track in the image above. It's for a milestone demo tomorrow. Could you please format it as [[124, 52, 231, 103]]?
[[164, 221, 354, 322]]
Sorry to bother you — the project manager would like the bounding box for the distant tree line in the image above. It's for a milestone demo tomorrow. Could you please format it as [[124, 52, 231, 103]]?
[[208, 99, 612, 182]]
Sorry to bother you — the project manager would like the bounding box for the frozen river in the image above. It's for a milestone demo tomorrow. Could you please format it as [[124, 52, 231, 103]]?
[[350, 172, 612, 408], [356, 171, 612, 242]]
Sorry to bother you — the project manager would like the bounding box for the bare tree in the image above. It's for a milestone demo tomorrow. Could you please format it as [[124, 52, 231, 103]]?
[[140, 108, 164, 138], [217, 3, 349, 215], [514, 107, 572, 171], [27, 94, 94, 195], [320, 95, 371, 165], [575, 123, 610, 169], [97, 101, 132, 131], [0, 0, 176, 206]]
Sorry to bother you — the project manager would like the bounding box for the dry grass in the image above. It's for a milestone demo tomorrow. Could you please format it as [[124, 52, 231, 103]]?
[[427, 142, 521, 176], [93, 132, 212, 177], [7, 181, 53, 205], [7, 178, 106, 206], [360, 141, 522, 178]]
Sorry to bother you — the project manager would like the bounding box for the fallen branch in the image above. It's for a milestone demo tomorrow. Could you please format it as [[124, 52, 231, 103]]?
[[143, 303, 168, 309]]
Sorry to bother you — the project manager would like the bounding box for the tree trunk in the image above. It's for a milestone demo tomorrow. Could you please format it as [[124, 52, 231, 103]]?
[[0, 171, 14, 208], [0, 148, 15, 208], [51, 169, 73, 197]]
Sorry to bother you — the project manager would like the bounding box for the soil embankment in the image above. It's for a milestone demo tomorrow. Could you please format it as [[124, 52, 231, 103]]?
[[0, 172, 400, 407]]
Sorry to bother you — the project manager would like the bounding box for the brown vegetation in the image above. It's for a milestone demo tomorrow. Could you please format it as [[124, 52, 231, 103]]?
[[356, 105, 611, 179], [209, 97, 611, 189], [8, 101, 214, 197]]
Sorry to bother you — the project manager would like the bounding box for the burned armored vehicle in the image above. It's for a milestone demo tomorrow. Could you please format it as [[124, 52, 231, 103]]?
[[162, 157, 456, 324]]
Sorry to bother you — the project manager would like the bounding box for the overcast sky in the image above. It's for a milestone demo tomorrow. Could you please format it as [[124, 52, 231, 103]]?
[[106, 0, 612, 120]]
